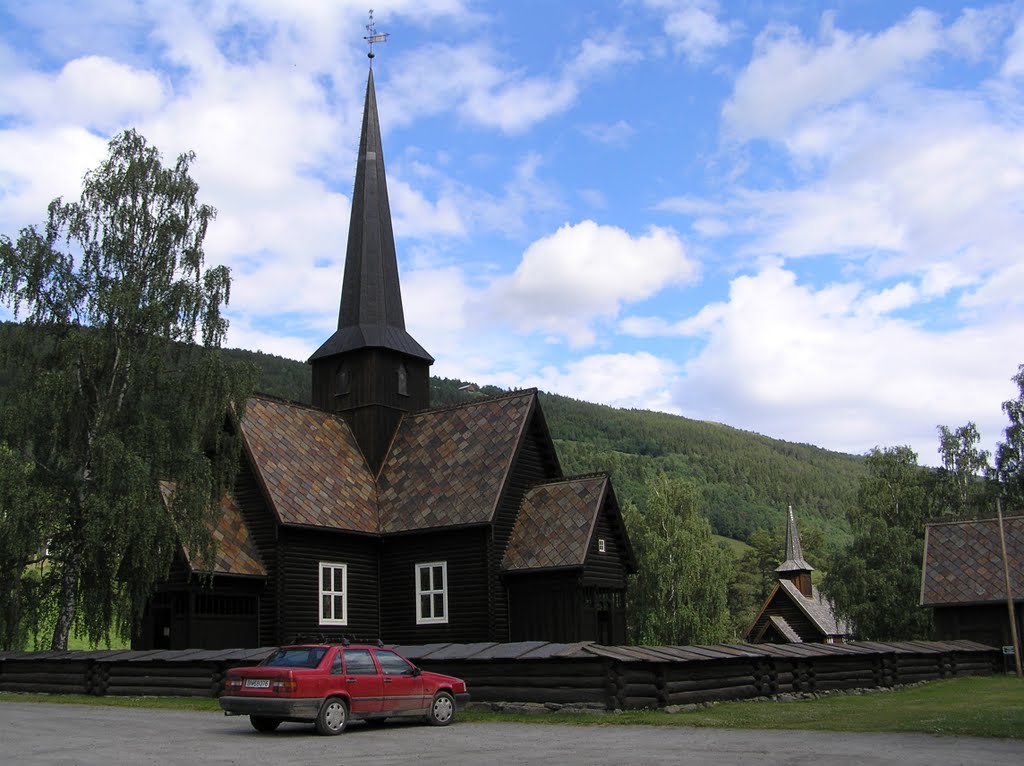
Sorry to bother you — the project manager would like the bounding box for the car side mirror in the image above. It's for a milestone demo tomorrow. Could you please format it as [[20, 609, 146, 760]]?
[[411, 666, 422, 677]]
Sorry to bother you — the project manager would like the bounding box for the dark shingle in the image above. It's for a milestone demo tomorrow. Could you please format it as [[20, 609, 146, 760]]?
[[377, 391, 534, 532], [921, 515, 1024, 606], [241, 396, 378, 532], [503, 475, 607, 572]]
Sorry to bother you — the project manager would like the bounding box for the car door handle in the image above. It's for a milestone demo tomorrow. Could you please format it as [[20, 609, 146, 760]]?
[[346, 678, 357, 684], [383, 677, 392, 683]]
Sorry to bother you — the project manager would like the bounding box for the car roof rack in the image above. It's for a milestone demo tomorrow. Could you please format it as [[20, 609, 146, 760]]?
[[285, 633, 385, 647]]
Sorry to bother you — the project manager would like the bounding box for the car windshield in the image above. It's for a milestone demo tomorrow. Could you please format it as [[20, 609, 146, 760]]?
[[261, 647, 328, 668]]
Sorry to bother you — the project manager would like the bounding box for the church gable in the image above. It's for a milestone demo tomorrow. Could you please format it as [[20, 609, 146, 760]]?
[[377, 391, 535, 533], [240, 395, 378, 532]]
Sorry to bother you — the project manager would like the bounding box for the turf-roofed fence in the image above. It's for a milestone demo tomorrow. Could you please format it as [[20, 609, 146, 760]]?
[[0, 641, 999, 709]]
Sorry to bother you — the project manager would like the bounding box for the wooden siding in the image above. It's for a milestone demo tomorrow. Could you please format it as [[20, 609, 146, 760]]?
[[277, 528, 380, 642], [748, 589, 827, 643], [489, 417, 560, 641], [379, 527, 490, 644], [311, 348, 430, 472], [507, 571, 583, 642], [233, 457, 279, 646], [582, 502, 628, 589], [932, 604, 1023, 648]]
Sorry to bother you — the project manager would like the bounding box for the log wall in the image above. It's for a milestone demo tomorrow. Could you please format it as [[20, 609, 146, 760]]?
[[0, 640, 999, 709]]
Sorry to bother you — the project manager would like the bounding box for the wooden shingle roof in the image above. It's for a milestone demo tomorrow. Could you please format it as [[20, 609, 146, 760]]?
[[240, 396, 378, 533], [921, 515, 1024, 606], [160, 484, 266, 577], [377, 391, 535, 533], [502, 475, 608, 572]]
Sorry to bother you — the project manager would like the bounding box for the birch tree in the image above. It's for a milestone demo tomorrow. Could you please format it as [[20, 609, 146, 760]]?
[[0, 130, 253, 649]]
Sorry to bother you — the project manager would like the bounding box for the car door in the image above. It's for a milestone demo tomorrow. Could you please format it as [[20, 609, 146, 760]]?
[[338, 648, 383, 716], [374, 649, 424, 714]]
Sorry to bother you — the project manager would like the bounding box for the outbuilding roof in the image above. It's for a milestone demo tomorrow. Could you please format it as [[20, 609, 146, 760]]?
[[920, 514, 1024, 606]]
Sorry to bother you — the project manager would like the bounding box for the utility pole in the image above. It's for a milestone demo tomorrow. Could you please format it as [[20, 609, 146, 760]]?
[[997, 498, 1022, 677]]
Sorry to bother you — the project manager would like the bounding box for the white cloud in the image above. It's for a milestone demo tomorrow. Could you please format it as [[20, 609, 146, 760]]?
[[580, 120, 635, 146], [383, 33, 638, 134], [530, 352, 681, 412], [1003, 13, 1024, 78], [667, 264, 1020, 462], [723, 9, 944, 142], [643, 0, 735, 63], [486, 220, 699, 347]]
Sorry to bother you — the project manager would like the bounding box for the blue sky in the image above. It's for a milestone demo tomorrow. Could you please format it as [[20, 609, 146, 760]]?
[[2, 1, 1022, 465]]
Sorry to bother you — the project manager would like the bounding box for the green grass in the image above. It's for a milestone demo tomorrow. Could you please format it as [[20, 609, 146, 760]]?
[[3, 677, 1022, 738], [713, 534, 752, 557]]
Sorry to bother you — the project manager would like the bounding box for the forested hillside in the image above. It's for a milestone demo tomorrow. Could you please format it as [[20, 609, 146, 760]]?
[[223, 346, 864, 544]]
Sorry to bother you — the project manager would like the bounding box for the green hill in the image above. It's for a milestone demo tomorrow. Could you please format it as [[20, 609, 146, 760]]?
[[223, 347, 863, 544]]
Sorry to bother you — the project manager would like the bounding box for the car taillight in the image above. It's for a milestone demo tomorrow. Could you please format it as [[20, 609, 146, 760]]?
[[271, 678, 297, 694]]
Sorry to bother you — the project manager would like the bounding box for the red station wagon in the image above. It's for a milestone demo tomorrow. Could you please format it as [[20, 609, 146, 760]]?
[[220, 643, 470, 735]]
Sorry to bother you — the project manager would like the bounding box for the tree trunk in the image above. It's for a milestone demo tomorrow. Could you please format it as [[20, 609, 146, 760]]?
[[51, 551, 81, 650]]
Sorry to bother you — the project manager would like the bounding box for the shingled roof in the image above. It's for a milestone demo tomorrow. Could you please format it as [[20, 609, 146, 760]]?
[[503, 475, 609, 572], [778, 580, 849, 637], [240, 396, 378, 533], [377, 391, 535, 533], [159, 483, 266, 578], [921, 515, 1024, 606]]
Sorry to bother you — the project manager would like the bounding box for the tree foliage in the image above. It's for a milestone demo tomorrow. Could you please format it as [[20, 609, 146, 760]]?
[[993, 365, 1024, 511], [623, 475, 731, 645], [821, 446, 932, 640], [0, 130, 254, 649], [934, 422, 993, 519]]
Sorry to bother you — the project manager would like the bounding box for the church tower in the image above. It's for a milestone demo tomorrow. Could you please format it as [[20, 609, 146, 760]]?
[[309, 65, 433, 473], [775, 506, 814, 597]]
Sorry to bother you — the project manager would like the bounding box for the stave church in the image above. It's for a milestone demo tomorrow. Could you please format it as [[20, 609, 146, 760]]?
[[135, 59, 636, 650]]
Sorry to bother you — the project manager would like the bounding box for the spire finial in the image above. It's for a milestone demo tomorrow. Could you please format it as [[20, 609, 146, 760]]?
[[364, 9, 388, 61]]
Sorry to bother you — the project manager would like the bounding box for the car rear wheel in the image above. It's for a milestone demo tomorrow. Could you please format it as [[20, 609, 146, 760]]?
[[427, 691, 455, 726], [315, 697, 348, 736], [249, 716, 281, 733]]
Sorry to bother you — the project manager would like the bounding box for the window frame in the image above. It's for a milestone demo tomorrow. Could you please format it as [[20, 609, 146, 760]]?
[[415, 561, 448, 625], [318, 561, 348, 626]]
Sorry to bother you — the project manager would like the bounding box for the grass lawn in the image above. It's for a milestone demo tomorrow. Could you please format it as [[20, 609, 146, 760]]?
[[2, 676, 1021, 738]]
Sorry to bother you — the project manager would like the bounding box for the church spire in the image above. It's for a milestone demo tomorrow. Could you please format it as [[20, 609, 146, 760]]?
[[309, 67, 432, 364], [308, 55, 433, 473], [776, 505, 814, 596]]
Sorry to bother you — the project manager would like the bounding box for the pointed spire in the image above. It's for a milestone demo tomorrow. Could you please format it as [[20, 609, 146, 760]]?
[[775, 505, 814, 574], [309, 67, 432, 364]]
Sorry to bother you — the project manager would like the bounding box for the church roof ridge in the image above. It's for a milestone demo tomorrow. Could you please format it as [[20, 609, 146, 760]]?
[[402, 387, 539, 419]]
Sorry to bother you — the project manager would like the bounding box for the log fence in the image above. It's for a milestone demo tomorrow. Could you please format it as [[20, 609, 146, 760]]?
[[0, 640, 998, 710]]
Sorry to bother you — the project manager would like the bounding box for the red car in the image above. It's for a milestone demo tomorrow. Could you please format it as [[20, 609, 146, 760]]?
[[220, 643, 470, 735]]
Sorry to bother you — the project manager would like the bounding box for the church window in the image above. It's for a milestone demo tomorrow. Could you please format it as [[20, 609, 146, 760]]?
[[598, 538, 606, 553], [397, 363, 408, 396], [319, 562, 347, 625], [335, 365, 351, 395], [415, 561, 447, 624]]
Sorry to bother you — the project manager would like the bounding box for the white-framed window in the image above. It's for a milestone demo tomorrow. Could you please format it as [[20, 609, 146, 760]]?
[[415, 561, 448, 625], [598, 538, 606, 553], [319, 562, 347, 625]]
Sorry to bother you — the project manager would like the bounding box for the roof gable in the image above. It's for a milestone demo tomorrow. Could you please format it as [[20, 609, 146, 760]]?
[[921, 515, 1024, 606], [377, 391, 535, 533], [777, 580, 849, 637], [240, 396, 378, 533], [503, 475, 607, 572]]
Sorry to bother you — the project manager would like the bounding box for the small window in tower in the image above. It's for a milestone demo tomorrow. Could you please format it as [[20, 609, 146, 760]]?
[[598, 538, 606, 553], [335, 365, 351, 396], [397, 363, 408, 397]]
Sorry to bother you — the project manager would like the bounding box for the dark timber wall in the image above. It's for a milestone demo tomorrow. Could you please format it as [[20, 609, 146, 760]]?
[[0, 641, 998, 707], [379, 527, 490, 644]]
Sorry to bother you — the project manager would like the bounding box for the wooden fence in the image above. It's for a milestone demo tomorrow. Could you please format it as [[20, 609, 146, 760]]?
[[0, 640, 997, 710]]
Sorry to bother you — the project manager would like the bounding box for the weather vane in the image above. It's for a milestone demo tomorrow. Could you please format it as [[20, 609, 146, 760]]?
[[364, 9, 388, 61]]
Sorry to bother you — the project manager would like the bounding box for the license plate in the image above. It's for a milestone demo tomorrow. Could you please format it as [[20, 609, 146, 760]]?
[[244, 678, 271, 688]]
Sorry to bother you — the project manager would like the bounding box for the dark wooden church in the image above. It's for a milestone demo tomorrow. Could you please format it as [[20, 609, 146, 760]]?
[[135, 65, 636, 651], [745, 507, 849, 644]]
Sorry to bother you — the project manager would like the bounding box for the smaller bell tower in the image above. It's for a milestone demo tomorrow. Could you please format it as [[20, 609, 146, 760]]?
[[775, 506, 814, 597]]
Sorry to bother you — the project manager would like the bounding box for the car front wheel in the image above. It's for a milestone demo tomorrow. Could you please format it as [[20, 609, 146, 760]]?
[[315, 697, 349, 736], [249, 716, 281, 733], [427, 691, 455, 726]]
